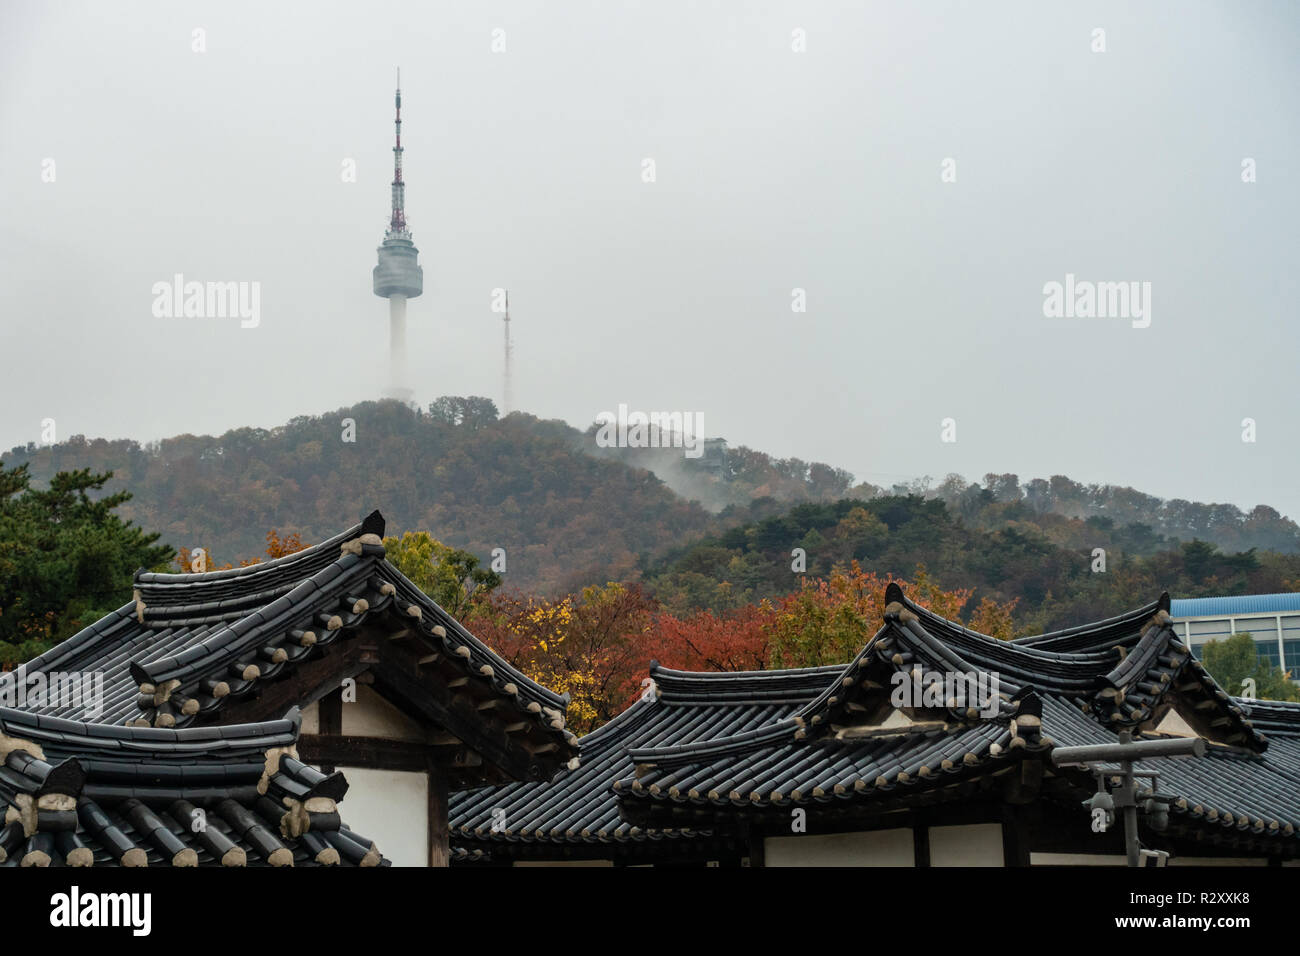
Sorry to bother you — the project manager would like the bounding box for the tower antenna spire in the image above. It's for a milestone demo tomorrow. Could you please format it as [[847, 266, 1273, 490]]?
[[388, 65, 407, 235]]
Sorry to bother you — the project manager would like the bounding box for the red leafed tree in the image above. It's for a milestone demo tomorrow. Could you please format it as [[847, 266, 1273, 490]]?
[[651, 604, 772, 672]]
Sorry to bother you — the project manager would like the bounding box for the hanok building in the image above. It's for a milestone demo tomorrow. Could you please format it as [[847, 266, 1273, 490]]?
[[453, 585, 1300, 866], [451, 662, 844, 865], [0, 704, 386, 867], [2, 511, 577, 866]]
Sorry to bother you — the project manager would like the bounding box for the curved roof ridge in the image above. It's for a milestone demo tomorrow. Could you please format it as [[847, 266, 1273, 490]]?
[[894, 580, 1170, 655], [896, 586, 1120, 666], [903, 594, 1263, 746], [1101, 617, 1178, 689], [626, 716, 801, 768], [130, 548, 377, 687], [783, 597, 1025, 729], [649, 662, 845, 681], [894, 585, 992, 639], [884, 594, 1139, 697], [650, 661, 847, 704], [1011, 593, 1168, 650], [134, 511, 377, 589], [0, 702, 300, 754], [892, 612, 979, 677]]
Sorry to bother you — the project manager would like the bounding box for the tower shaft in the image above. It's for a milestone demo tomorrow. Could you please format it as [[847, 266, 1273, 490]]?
[[390, 295, 409, 400]]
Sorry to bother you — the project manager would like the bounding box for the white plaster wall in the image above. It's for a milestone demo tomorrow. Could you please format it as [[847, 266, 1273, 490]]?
[[765, 828, 914, 866], [928, 823, 1004, 866], [341, 685, 425, 741], [336, 767, 429, 867]]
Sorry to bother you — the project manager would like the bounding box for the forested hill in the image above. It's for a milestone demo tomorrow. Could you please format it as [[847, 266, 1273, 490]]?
[[2, 400, 712, 594], [642, 497, 1300, 633], [4, 396, 1298, 595]]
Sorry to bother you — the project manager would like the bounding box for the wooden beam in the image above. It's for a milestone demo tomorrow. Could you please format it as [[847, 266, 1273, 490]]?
[[298, 734, 430, 772], [744, 822, 765, 868], [371, 658, 539, 781], [219, 644, 368, 726]]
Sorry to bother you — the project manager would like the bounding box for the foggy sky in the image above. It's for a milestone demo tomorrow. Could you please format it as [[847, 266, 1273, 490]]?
[[2, 1, 1298, 517]]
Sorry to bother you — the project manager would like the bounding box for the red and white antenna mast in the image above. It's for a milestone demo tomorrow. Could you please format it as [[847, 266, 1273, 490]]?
[[388, 67, 407, 236]]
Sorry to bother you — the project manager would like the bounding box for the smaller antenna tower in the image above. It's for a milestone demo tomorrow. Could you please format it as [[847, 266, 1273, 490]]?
[[502, 290, 513, 415]]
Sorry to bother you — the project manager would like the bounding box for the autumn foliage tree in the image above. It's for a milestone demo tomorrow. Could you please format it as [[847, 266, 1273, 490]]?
[[763, 562, 1019, 668], [473, 583, 658, 733], [264, 529, 304, 559], [469, 564, 1019, 733], [173, 529, 307, 573], [652, 604, 770, 672]]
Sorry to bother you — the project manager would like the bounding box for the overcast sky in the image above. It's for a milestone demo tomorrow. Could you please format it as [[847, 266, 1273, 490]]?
[[2, 1, 1298, 517]]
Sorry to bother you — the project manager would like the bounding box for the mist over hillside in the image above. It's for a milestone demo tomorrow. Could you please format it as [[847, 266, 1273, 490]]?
[[5, 397, 1298, 597]]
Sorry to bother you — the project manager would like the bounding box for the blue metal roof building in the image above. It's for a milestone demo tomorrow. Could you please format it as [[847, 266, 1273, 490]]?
[[1171, 593, 1300, 618], [1170, 592, 1300, 679]]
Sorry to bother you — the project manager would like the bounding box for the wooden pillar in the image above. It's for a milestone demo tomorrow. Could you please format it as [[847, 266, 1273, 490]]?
[[1001, 805, 1031, 867], [744, 823, 765, 868], [913, 823, 931, 867], [317, 687, 343, 773], [428, 766, 450, 868], [319, 686, 343, 734]]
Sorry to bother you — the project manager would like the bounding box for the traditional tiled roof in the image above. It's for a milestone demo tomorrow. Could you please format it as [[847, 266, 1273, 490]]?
[[617, 585, 1300, 856], [3, 511, 578, 786], [920, 590, 1260, 744], [1037, 695, 1300, 845], [0, 705, 386, 867], [449, 662, 842, 858], [1230, 697, 1300, 738]]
